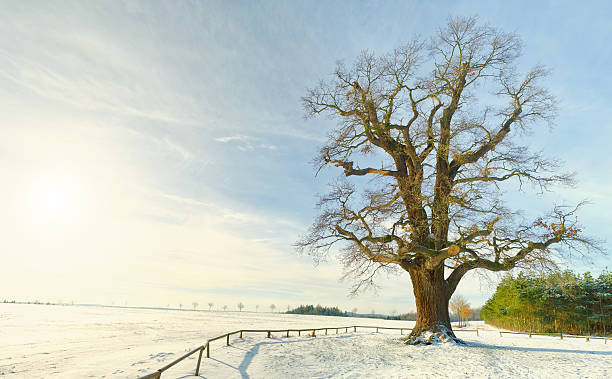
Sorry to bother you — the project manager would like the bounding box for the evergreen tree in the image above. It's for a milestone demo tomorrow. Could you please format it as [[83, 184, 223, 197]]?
[[481, 271, 611, 335]]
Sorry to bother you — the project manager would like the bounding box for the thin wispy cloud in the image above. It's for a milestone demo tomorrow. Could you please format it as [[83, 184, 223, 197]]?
[[215, 134, 278, 151], [215, 135, 251, 143], [0, 47, 196, 125]]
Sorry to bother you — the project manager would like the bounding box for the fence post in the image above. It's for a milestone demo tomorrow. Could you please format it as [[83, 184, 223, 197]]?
[[401, 329, 403, 335], [325, 328, 328, 335], [476, 329, 479, 336], [529, 333, 532, 338], [298, 330, 301, 336], [286, 330, 289, 337], [195, 346, 204, 376], [345, 328, 348, 333], [499, 331, 502, 337], [354, 326, 356, 332], [376, 328, 379, 333], [336, 328, 338, 334], [206, 342, 210, 358], [267, 331, 271, 338], [586, 336, 589, 342], [240, 331, 243, 338], [560, 333, 563, 340], [227, 334, 230, 346]]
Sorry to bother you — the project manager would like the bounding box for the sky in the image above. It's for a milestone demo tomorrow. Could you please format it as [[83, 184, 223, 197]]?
[[1, 0, 611, 314]]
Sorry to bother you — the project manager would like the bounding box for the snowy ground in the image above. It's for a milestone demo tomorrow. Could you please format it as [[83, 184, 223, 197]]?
[[1, 303, 610, 378]]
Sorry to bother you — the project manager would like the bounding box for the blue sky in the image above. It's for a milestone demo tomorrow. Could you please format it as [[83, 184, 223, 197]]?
[[1, 0, 610, 313]]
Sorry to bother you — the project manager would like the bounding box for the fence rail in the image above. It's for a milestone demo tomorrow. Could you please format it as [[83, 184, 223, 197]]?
[[497, 330, 609, 342], [137, 324, 411, 378], [137, 325, 607, 379]]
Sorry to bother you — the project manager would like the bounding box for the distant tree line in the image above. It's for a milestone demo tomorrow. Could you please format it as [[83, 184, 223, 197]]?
[[387, 312, 417, 321], [481, 271, 611, 336], [1, 299, 72, 306], [285, 304, 463, 321], [387, 308, 481, 322], [286, 305, 348, 317]]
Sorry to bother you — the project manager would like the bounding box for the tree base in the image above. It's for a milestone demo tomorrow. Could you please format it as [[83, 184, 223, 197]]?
[[404, 324, 465, 345]]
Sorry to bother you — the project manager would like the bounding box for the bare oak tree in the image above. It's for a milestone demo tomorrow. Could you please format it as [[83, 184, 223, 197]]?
[[297, 16, 599, 344]]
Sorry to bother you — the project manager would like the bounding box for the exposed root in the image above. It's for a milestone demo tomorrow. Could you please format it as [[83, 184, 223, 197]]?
[[403, 325, 465, 345]]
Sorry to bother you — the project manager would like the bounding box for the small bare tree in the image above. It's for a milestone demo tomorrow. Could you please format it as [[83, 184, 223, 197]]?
[[459, 304, 473, 327], [237, 302, 244, 312], [208, 302, 214, 311], [298, 16, 600, 344], [450, 295, 469, 327]]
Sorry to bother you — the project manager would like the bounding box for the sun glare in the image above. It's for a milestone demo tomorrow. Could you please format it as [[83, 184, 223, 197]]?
[[26, 172, 83, 226]]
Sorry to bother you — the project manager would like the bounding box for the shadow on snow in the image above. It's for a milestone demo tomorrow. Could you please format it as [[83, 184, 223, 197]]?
[[467, 340, 612, 356], [179, 334, 357, 379]]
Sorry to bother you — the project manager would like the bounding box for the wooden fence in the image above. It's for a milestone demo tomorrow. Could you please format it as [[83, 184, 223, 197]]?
[[497, 330, 609, 342], [137, 325, 606, 379], [137, 325, 412, 379]]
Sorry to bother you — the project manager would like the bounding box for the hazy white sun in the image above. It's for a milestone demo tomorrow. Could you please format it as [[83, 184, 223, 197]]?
[[27, 172, 83, 226]]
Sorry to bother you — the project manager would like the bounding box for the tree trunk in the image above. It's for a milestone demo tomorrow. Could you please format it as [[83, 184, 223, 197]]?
[[405, 266, 461, 344]]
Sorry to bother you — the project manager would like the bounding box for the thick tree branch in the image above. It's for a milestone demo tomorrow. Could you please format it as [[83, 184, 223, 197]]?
[[325, 157, 406, 178]]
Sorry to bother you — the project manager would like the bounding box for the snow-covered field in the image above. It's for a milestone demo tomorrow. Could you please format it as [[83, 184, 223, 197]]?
[[1, 303, 610, 378]]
